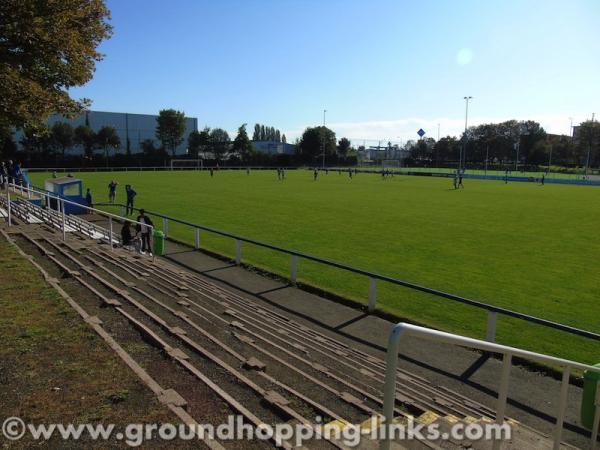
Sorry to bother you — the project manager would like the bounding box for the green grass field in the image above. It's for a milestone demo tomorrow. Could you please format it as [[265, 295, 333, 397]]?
[[29, 169, 600, 365]]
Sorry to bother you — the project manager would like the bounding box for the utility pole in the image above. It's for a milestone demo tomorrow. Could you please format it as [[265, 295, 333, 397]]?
[[437, 123, 440, 141]]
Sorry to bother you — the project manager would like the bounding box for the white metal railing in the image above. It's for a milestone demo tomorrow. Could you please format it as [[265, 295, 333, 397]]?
[[89, 200, 600, 352], [381, 323, 600, 450], [3, 183, 155, 260]]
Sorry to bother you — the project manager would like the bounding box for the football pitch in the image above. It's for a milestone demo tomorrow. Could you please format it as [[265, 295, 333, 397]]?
[[29, 169, 600, 364]]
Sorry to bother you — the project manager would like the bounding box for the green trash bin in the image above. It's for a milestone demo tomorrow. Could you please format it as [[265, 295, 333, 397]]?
[[581, 363, 600, 430], [153, 230, 165, 256]]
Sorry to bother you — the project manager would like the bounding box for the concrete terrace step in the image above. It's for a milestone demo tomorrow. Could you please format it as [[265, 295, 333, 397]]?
[[1, 221, 585, 450]]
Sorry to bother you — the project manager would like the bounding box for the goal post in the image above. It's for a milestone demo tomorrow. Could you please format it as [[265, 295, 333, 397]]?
[[170, 159, 204, 170]]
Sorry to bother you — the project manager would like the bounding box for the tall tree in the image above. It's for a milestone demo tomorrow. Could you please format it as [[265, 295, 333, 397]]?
[[0, 0, 112, 131], [0, 127, 16, 159], [232, 124, 253, 162], [209, 128, 230, 161], [260, 125, 266, 141], [74, 125, 97, 159], [253, 124, 261, 141], [187, 130, 203, 158], [275, 129, 281, 142], [155, 109, 186, 157], [337, 137, 351, 157], [297, 126, 336, 162], [577, 120, 600, 169], [20, 125, 52, 158], [96, 125, 120, 164], [282, 134, 287, 144], [50, 122, 74, 159]]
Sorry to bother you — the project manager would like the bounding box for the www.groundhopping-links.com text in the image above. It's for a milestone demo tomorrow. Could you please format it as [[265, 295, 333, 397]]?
[[2, 415, 512, 447]]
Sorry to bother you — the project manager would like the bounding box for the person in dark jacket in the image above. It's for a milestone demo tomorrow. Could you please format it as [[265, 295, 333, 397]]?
[[108, 180, 118, 203], [121, 221, 133, 247], [125, 185, 137, 215], [136, 209, 154, 254]]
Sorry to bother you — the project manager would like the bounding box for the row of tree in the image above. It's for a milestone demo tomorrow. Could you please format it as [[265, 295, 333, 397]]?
[[252, 124, 286, 143], [18, 122, 120, 165], [402, 120, 600, 168]]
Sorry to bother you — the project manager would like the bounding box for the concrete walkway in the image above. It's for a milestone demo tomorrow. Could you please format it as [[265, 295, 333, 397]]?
[[161, 239, 593, 449]]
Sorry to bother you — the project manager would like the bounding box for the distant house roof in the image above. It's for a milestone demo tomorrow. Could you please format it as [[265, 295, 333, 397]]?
[[46, 176, 81, 185]]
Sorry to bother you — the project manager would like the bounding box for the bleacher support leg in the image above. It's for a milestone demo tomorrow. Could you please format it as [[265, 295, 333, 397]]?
[[486, 311, 497, 342], [368, 277, 377, 312], [290, 254, 298, 284]]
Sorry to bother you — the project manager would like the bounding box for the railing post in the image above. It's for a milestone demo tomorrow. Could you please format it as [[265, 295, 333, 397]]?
[[380, 324, 408, 450], [151, 226, 156, 263], [290, 254, 298, 284], [163, 217, 168, 238], [235, 239, 241, 265], [195, 227, 200, 249], [368, 277, 377, 312], [61, 199, 66, 241], [493, 352, 512, 450], [27, 185, 31, 199], [486, 311, 498, 342], [120, 205, 125, 217], [552, 367, 571, 450], [6, 189, 11, 227], [108, 217, 114, 251]]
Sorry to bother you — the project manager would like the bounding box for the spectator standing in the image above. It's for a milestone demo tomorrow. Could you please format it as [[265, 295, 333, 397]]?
[[108, 180, 118, 203], [125, 185, 137, 215], [136, 209, 154, 254]]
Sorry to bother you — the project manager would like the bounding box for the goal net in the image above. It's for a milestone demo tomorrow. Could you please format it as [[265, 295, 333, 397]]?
[[382, 160, 401, 170], [170, 159, 204, 170]]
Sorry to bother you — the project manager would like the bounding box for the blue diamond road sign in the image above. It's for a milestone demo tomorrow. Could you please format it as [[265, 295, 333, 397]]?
[[417, 128, 426, 138]]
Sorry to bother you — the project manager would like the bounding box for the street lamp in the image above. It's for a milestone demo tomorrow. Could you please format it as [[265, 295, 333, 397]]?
[[460, 96, 473, 172]]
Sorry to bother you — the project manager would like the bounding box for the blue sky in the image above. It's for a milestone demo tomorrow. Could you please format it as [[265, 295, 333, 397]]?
[[72, 0, 600, 143]]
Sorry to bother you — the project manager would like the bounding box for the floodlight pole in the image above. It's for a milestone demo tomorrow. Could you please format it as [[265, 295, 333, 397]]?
[[322, 109, 327, 169], [460, 96, 472, 172]]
